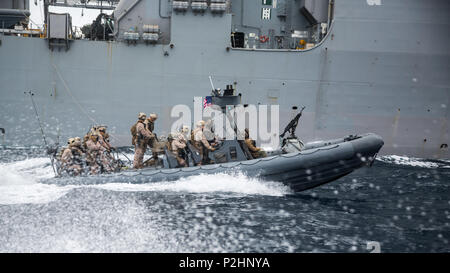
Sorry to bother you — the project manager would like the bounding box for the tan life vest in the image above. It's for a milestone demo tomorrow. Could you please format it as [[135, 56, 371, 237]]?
[[130, 122, 138, 145]]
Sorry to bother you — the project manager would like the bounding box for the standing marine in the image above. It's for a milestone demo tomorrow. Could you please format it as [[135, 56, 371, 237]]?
[[244, 128, 267, 159], [97, 126, 115, 172], [171, 126, 190, 167], [132, 112, 154, 169]]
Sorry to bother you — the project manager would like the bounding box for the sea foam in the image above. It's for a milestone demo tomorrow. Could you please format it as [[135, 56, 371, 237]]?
[[0, 156, 291, 205]]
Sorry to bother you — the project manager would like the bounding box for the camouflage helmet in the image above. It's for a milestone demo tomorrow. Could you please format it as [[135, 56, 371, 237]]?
[[90, 126, 99, 135], [196, 120, 205, 127], [67, 137, 75, 145], [138, 112, 147, 120], [149, 113, 158, 120], [73, 137, 82, 146], [181, 125, 190, 134]]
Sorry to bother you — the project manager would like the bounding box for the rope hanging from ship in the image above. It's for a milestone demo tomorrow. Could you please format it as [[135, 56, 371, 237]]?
[[50, 61, 133, 164], [51, 61, 122, 144]]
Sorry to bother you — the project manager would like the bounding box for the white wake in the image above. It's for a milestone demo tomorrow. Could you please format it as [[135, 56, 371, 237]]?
[[0, 156, 291, 205], [377, 155, 444, 168]]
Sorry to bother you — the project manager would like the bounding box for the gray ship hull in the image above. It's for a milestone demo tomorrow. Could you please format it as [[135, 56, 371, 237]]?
[[0, 0, 449, 158]]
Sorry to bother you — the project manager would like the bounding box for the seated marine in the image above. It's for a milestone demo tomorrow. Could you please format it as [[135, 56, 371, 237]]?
[[132, 113, 154, 169], [97, 126, 116, 172], [168, 126, 191, 167], [144, 113, 166, 167], [60, 137, 85, 176], [98, 126, 113, 151], [203, 119, 219, 145], [171, 133, 188, 168], [244, 128, 267, 159], [85, 132, 107, 175]]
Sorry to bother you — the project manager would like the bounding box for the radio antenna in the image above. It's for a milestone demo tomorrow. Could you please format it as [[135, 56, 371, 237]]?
[[26, 91, 57, 176]]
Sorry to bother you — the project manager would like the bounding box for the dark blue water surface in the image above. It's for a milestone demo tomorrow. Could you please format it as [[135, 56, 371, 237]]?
[[0, 148, 449, 253]]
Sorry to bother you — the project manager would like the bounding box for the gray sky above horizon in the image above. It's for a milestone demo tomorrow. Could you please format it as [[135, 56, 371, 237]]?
[[29, 0, 112, 29]]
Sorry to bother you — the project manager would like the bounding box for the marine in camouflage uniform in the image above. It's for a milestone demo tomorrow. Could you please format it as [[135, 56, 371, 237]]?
[[171, 133, 188, 167], [144, 113, 159, 163], [60, 137, 85, 176], [133, 113, 153, 169], [98, 126, 116, 172], [192, 120, 215, 165], [244, 128, 267, 159]]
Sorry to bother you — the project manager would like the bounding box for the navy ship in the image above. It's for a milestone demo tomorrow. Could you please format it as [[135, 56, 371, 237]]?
[[0, 0, 449, 159]]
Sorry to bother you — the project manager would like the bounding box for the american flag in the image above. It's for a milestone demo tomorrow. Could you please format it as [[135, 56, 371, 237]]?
[[203, 96, 212, 108]]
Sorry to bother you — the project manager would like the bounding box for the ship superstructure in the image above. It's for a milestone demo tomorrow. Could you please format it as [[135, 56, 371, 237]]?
[[0, 0, 449, 159]]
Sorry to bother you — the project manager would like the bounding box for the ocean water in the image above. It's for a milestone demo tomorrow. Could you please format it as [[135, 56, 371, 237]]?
[[0, 148, 449, 253]]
